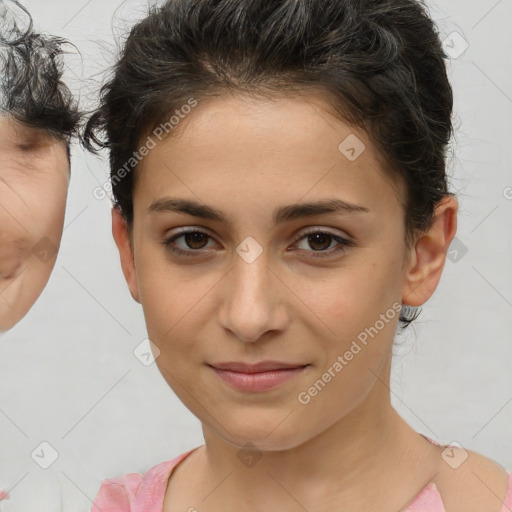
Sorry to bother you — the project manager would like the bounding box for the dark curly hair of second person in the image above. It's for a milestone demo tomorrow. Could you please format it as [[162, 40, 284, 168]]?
[[0, 0, 80, 147]]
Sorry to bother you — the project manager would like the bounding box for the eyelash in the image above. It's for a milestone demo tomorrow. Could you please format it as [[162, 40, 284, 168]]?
[[162, 228, 354, 258]]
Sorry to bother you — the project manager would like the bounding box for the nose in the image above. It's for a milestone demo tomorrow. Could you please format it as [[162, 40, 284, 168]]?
[[217, 247, 290, 343]]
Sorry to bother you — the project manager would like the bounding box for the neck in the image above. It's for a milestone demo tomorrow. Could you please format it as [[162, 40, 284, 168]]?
[[195, 358, 439, 511]]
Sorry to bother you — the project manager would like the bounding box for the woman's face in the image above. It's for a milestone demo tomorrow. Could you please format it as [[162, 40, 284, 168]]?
[[114, 93, 455, 450], [0, 116, 69, 332]]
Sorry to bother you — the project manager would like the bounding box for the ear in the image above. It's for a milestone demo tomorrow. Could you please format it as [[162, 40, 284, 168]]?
[[402, 196, 458, 307], [112, 207, 141, 303]]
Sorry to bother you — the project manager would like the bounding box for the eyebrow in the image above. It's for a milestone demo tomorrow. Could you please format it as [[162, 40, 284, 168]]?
[[146, 197, 370, 227]]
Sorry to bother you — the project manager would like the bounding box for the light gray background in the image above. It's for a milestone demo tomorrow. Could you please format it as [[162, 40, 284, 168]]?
[[0, 0, 511, 510]]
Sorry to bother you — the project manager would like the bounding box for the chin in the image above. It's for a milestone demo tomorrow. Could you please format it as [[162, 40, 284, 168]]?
[[214, 413, 309, 452]]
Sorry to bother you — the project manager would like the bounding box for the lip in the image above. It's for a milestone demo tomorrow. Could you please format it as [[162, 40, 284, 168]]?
[[208, 361, 310, 392], [209, 361, 308, 373]]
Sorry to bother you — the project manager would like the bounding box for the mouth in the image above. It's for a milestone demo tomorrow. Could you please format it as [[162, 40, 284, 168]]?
[[207, 361, 310, 392]]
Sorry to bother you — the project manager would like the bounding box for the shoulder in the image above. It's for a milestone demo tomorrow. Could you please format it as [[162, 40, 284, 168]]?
[[91, 460, 180, 512], [92, 472, 144, 511], [434, 445, 511, 512]]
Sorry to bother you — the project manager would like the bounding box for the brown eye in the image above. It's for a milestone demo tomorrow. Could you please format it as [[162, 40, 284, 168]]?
[[163, 229, 216, 257], [305, 232, 333, 251], [182, 231, 210, 250], [291, 229, 354, 258], [162, 227, 354, 259]]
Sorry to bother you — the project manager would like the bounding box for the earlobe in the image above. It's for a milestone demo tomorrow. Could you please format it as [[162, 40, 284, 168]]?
[[402, 196, 458, 307], [111, 207, 141, 304]]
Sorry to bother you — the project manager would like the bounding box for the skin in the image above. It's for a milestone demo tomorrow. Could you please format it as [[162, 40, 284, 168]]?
[[112, 93, 508, 511], [0, 115, 69, 332]]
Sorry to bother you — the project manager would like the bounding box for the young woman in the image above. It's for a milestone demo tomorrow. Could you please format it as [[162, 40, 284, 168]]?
[[84, 0, 512, 510]]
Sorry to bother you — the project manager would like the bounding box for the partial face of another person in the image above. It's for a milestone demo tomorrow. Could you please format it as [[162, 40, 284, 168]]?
[[0, 115, 69, 332]]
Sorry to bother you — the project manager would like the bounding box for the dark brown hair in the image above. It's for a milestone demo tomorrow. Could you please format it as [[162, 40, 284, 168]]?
[[84, 0, 456, 330], [0, 0, 80, 145]]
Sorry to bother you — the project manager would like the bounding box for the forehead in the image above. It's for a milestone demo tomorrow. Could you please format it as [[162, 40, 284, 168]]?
[[135, 93, 405, 220], [0, 115, 69, 163], [0, 115, 52, 145]]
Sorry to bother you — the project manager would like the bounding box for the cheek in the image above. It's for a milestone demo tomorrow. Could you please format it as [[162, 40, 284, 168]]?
[[346, 234, 404, 299], [0, 222, 27, 279], [30, 181, 68, 240], [2, 179, 68, 245], [310, 262, 398, 336], [303, 255, 401, 387], [135, 250, 200, 348]]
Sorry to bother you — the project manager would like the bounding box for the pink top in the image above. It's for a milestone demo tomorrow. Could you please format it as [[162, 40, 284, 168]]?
[[91, 435, 512, 512]]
